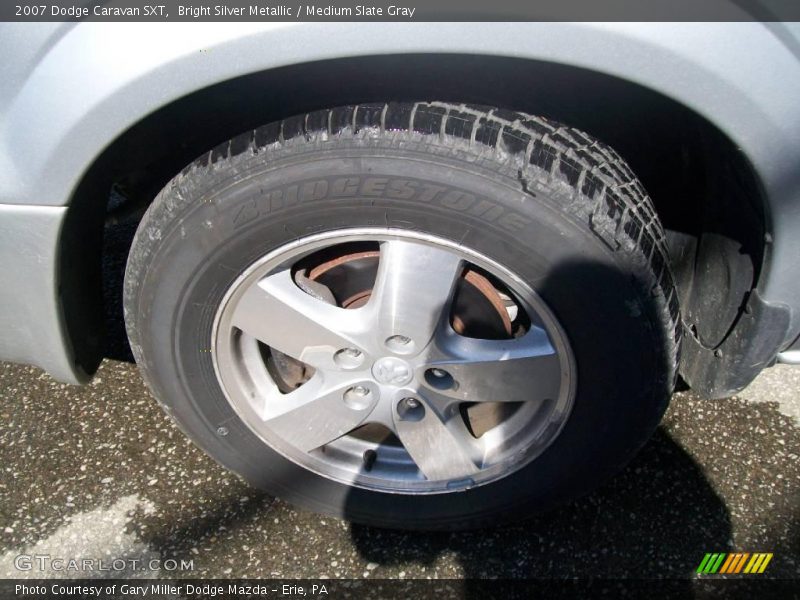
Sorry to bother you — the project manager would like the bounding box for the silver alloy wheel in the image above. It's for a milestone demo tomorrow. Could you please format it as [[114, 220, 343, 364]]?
[[212, 229, 576, 493]]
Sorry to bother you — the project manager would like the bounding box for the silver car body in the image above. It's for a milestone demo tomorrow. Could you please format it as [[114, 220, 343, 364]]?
[[1, 22, 799, 383]]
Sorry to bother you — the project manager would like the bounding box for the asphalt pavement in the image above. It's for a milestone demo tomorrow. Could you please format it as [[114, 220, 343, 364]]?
[[0, 357, 798, 582]]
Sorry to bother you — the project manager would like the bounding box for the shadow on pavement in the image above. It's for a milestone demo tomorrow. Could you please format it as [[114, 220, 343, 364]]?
[[349, 427, 732, 590]]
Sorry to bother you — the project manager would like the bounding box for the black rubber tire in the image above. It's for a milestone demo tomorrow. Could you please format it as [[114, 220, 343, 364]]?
[[124, 102, 681, 530]]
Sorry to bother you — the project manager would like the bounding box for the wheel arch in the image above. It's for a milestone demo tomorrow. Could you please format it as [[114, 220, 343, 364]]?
[[34, 25, 798, 393]]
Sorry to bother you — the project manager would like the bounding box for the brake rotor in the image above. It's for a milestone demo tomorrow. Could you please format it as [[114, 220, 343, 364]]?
[[307, 250, 513, 337]]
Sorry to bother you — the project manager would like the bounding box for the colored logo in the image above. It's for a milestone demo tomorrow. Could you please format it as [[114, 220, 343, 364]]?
[[697, 553, 773, 575]]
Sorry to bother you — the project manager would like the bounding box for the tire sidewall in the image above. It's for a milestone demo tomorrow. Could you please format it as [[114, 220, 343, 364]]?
[[130, 143, 670, 528]]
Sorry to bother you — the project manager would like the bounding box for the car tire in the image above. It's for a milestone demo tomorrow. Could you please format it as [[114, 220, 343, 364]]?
[[124, 102, 680, 530]]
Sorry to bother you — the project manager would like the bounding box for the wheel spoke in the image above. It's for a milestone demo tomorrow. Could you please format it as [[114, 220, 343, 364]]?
[[369, 240, 463, 353], [393, 401, 479, 481], [422, 325, 562, 405], [215, 232, 575, 491], [229, 268, 368, 369], [262, 375, 377, 452]]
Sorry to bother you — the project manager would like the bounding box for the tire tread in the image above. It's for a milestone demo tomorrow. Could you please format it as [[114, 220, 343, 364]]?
[[176, 102, 681, 395]]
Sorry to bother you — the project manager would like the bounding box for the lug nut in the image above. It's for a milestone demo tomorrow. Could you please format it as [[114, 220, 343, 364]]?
[[334, 347, 365, 370], [343, 385, 372, 410], [385, 334, 414, 354], [397, 397, 425, 421], [424, 367, 455, 390]]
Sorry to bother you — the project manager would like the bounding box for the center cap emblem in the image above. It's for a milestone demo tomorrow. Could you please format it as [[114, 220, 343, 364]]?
[[372, 357, 413, 386]]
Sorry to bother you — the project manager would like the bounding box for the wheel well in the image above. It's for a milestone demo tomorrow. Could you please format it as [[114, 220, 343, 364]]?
[[62, 53, 767, 381]]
